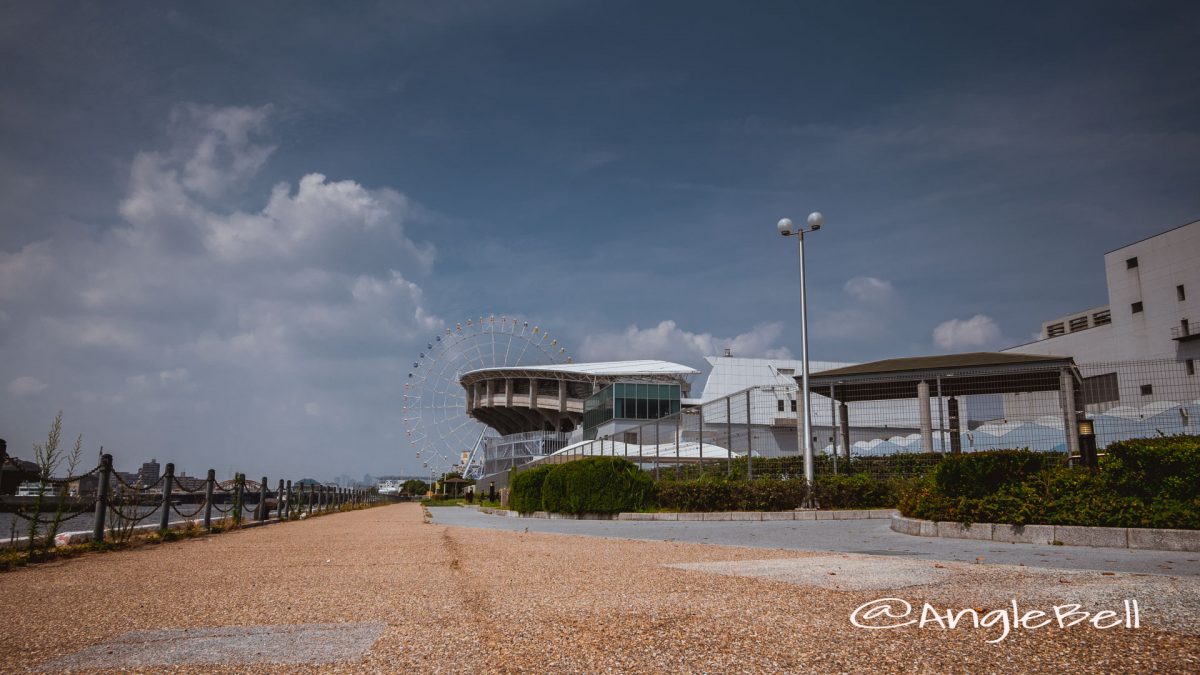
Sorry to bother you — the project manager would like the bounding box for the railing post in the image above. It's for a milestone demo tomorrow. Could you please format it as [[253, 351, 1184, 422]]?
[[307, 484, 313, 515], [258, 476, 268, 521], [158, 462, 174, 532], [233, 473, 244, 525], [285, 480, 292, 519], [276, 479, 284, 519], [92, 453, 113, 543], [203, 469, 215, 529]]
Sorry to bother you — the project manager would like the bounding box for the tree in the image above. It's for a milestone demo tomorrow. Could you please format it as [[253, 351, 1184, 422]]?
[[401, 479, 428, 495]]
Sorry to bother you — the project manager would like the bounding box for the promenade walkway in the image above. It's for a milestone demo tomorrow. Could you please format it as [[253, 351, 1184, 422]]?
[[2, 503, 1197, 672]]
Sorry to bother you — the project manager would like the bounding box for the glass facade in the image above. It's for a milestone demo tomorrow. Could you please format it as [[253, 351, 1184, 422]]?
[[582, 382, 681, 438]]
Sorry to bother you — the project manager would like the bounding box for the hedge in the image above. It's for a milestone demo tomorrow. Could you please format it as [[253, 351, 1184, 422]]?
[[509, 465, 554, 514], [664, 453, 943, 482], [654, 474, 903, 512], [539, 457, 655, 515], [898, 436, 1200, 529]]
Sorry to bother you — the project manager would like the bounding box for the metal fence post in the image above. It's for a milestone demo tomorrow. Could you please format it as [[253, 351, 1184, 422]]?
[[92, 453, 113, 543], [746, 391, 754, 480], [258, 476, 268, 521], [203, 469, 215, 529], [726, 396, 733, 476], [654, 417, 660, 480], [158, 462, 174, 532]]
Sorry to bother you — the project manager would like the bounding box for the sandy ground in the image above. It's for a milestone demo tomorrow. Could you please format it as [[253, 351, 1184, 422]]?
[[1, 503, 1197, 673]]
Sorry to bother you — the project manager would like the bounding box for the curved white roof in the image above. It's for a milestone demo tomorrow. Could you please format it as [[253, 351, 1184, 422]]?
[[462, 360, 700, 378]]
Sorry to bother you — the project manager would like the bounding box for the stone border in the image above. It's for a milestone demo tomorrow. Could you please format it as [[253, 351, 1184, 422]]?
[[890, 514, 1200, 552], [476, 506, 896, 522]]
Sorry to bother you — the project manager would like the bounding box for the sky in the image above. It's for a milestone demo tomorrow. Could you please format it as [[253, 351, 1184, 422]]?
[[2, 1, 1198, 480]]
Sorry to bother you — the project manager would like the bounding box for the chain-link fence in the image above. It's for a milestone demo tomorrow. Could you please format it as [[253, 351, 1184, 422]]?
[[511, 357, 1200, 483]]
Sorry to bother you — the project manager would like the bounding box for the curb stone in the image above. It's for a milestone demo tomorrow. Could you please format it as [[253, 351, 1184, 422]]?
[[891, 514, 1200, 552]]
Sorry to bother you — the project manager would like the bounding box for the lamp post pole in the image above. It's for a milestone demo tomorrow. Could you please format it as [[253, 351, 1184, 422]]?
[[778, 213, 823, 505]]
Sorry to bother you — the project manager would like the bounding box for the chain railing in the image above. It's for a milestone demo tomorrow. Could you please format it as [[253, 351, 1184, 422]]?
[[0, 445, 385, 549]]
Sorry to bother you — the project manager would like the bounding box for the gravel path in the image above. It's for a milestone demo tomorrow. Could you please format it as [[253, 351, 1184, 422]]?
[[2, 503, 1197, 673]]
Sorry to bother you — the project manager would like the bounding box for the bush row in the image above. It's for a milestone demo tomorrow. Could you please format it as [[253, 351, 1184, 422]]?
[[898, 437, 1200, 529], [654, 474, 904, 512], [510, 459, 905, 514], [663, 453, 943, 482]]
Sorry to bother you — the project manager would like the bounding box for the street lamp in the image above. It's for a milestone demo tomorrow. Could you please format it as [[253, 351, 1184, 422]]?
[[777, 212, 823, 505]]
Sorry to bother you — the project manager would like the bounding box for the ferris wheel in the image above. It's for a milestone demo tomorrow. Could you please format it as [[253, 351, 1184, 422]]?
[[403, 315, 571, 480]]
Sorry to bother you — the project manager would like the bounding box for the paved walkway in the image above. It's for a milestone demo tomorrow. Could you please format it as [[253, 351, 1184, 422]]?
[[2, 503, 1197, 672], [432, 506, 1200, 577]]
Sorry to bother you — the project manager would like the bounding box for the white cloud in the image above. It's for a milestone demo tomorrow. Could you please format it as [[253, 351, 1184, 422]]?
[[8, 376, 47, 395], [0, 104, 442, 478], [174, 104, 275, 199], [305, 402, 320, 416], [844, 276, 894, 303], [579, 320, 792, 365], [933, 314, 1004, 350]]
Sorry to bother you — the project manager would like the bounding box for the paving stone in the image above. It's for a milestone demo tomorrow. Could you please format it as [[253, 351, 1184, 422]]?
[[42, 623, 386, 669]]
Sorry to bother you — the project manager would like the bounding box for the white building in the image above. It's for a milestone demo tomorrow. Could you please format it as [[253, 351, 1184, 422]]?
[[1003, 218, 1200, 406]]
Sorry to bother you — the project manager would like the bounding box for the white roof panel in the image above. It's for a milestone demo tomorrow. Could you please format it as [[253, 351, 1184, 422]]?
[[463, 360, 700, 377]]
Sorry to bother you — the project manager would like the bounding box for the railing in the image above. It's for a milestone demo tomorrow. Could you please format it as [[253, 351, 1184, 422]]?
[[1, 447, 384, 549]]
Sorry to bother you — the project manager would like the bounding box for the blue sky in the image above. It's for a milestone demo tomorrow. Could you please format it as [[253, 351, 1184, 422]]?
[[2, 1, 1198, 478]]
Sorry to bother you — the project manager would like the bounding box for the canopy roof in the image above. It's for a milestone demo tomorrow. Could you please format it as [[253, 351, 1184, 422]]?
[[460, 360, 699, 389], [805, 352, 1077, 402], [464, 360, 698, 377]]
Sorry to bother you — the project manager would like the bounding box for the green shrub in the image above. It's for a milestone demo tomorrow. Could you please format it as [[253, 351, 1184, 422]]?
[[899, 436, 1200, 529], [540, 458, 655, 515], [509, 465, 554, 513], [1102, 436, 1200, 501], [812, 474, 903, 509], [932, 449, 1061, 499]]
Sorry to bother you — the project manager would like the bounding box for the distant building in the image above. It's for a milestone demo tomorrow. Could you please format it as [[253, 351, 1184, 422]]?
[[136, 459, 161, 487]]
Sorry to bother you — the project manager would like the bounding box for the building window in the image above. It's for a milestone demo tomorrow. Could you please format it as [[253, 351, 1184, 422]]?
[[1131, 301, 1143, 314], [1126, 256, 1138, 269], [1140, 384, 1153, 396], [777, 400, 785, 412], [1183, 319, 1191, 337], [1179, 285, 1187, 301], [1046, 322, 1066, 338], [1081, 372, 1120, 406], [1092, 309, 1111, 326], [777, 368, 795, 376], [1188, 360, 1196, 376], [790, 400, 797, 412], [1068, 316, 1089, 332]]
